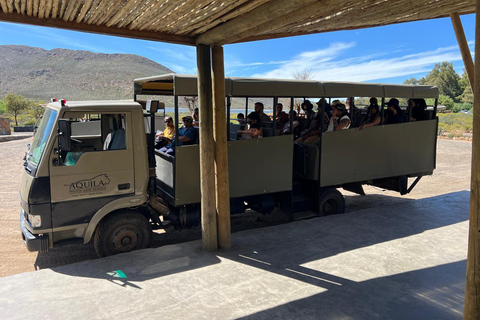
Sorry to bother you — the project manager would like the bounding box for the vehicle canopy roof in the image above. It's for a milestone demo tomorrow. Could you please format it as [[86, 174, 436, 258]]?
[[46, 100, 142, 113], [134, 73, 439, 99]]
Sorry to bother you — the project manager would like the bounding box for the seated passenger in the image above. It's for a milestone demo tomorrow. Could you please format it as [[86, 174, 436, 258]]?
[[237, 113, 245, 130], [247, 123, 263, 139], [359, 97, 381, 130], [254, 102, 271, 123], [281, 111, 300, 136], [155, 116, 175, 149], [327, 101, 351, 132], [192, 107, 199, 127], [316, 98, 332, 119], [384, 98, 404, 125], [159, 116, 197, 155], [410, 98, 428, 121], [237, 112, 263, 138], [300, 100, 315, 124], [276, 103, 289, 128], [296, 103, 329, 143]]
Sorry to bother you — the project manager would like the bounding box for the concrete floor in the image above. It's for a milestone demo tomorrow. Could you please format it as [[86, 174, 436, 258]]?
[[0, 190, 468, 319]]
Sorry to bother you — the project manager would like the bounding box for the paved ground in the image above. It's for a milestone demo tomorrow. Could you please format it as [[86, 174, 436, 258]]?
[[0, 189, 469, 319], [0, 138, 472, 278]]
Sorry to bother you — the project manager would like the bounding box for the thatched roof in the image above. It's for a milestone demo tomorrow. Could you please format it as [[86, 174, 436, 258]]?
[[0, 0, 475, 46]]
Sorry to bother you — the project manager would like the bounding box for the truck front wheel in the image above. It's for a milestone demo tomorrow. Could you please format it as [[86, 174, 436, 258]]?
[[318, 187, 345, 216], [94, 210, 152, 257]]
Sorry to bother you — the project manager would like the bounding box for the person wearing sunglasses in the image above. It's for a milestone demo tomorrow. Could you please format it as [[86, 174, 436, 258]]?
[[160, 116, 198, 155]]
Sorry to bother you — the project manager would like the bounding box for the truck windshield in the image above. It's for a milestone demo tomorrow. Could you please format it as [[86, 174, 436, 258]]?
[[29, 108, 57, 166]]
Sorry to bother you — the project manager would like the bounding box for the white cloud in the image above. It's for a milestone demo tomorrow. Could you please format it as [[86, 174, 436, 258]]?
[[3, 24, 114, 52], [146, 45, 197, 74], [250, 42, 464, 82]]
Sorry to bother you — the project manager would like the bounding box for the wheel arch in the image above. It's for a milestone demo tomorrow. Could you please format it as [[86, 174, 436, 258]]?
[[83, 195, 148, 244]]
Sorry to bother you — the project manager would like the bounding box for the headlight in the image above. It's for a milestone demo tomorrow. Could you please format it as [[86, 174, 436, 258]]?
[[28, 214, 42, 228]]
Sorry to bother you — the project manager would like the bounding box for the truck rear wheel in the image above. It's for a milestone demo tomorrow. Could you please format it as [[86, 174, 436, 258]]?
[[318, 187, 345, 216], [94, 210, 152, 257]]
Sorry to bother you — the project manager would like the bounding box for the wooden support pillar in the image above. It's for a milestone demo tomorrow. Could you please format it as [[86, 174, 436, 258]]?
[[451, 13, 475, 89], [212, 45, 231, 249], [464, 1, 480, 318], [196, 44, 218, 251]]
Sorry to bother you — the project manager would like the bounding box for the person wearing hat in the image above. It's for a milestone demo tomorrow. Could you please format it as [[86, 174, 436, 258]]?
[[327, 100, 351, 132], [384, 98, 404, 125], [159, 115, 198, 155]]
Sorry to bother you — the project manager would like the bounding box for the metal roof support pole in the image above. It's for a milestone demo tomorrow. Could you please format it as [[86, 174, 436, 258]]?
[[464, 2, 480, 317], [451, 13, 475, 89], [197, 43, 218, 251], [212, 45, 231, 249]]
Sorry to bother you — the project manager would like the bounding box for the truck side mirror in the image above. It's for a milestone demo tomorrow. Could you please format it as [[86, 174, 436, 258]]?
[[58, 119, 72, 152]]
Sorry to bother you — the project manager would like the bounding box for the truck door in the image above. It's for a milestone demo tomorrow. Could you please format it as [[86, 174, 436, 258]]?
[[48, 112, 135, 229]]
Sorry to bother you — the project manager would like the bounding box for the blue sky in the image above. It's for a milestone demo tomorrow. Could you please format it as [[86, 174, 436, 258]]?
[[0, 14, 475, 84]]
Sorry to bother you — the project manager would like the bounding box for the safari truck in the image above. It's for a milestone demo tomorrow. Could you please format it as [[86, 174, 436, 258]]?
[[20, 74, 439, 257]]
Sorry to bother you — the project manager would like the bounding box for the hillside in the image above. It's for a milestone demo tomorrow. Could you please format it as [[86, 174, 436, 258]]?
[[0, 45, 173, 101]]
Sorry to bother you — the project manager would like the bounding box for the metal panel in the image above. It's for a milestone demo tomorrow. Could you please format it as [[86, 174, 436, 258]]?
[[231, 78, 324, 97], [228, 135, 293, 197], [323, 82, 354, 97], [352, 83, 384, 98], [174, 135, 294, 206], [174, 145, 201, 205], [384, 85, 414, 98], [155, 152, 174, 197], [413, 86, 439, 98], [320, 120, 437, 187]]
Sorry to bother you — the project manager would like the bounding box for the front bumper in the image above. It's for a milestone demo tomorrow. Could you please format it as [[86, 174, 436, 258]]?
[[20, 210, 49, 252]]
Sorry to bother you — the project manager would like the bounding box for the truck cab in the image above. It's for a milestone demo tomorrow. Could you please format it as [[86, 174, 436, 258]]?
[[20, 100, 150, 254]]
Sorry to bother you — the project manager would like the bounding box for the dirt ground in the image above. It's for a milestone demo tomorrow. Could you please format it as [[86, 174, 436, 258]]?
[[0, 137, 472, 278]]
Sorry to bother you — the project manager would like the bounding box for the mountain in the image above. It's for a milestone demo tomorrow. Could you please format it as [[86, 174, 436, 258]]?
[[0, 45, 173, 101]]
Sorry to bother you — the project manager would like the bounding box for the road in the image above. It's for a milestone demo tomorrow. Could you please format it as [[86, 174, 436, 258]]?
[[0, 137, 472, 277]]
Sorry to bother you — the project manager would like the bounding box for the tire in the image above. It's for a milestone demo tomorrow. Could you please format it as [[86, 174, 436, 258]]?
[[318, 187, 345, 216], [94, 210, 152, 257]]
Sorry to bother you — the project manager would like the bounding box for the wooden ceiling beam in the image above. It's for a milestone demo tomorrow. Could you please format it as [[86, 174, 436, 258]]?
[[0, 11, 196, 45], [221, 0, 350, 45], [196, 0, 316, 45]]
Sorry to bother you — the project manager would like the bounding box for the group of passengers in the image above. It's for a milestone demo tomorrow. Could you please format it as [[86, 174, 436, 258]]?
[[156, 115, 198, 155], [157, 96, 430, 153]]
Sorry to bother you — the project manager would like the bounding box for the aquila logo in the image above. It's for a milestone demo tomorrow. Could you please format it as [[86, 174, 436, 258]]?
[[65, 174, 110, 194]]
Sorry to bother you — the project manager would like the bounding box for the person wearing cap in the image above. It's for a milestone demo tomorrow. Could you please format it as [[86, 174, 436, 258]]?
[[327, 100, 351, 132], [384, 98, 404, 125], [160, 115, 197, 155], [154, 116, 176, 149]]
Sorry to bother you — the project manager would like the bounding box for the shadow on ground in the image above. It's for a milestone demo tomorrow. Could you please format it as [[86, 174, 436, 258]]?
[[237, 261, 466, 320], [44, 191, 468, 289]]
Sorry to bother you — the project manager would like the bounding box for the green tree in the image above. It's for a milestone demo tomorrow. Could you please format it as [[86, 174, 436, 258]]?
[[0, 100, 5, 115], [423, 62, 462, 101], [458, 72, 474, 104], [4, 93, 31, 126], [403, 77, 421, 85], [27, 103, 45, 122], [438, 94, 454, 110]]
